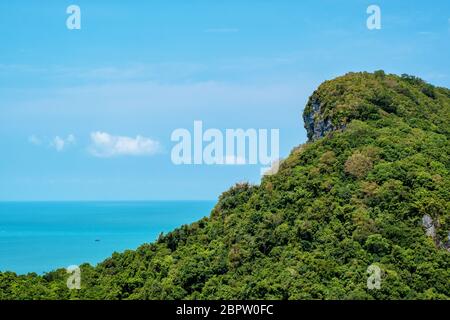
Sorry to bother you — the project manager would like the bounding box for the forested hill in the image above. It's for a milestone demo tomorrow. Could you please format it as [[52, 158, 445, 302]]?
[[1, 71, 449, 300]]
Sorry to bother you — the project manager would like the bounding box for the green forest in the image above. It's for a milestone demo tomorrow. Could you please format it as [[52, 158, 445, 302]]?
[[1, 71, 449, 300]]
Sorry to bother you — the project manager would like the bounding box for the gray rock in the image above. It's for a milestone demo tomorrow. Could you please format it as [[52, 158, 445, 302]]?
[[421, 215, 450, 251], [303, 98, 343, 141], [422, 214, 436, 239]]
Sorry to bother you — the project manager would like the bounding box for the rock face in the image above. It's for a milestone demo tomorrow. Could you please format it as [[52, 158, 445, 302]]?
[[422, 214, 436, 239], [303, 97, 340, 141], [447, 232, 450, 251], [422, 214, 450, 251]]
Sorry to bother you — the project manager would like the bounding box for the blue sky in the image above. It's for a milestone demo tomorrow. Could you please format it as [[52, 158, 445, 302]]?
[[0, 0, 449, 200]]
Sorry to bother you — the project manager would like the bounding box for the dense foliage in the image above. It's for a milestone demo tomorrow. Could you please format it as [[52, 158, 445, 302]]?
[[1, 72, 449, 300]]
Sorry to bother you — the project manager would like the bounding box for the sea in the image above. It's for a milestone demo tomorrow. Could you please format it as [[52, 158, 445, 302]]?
[[0, 201, 215, 275]]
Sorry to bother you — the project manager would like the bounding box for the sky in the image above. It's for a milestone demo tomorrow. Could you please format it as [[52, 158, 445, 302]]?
[[0, 0, 449, 201]]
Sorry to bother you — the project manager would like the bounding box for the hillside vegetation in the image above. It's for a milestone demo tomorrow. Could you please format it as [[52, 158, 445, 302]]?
[[1, 71, 449, 299]]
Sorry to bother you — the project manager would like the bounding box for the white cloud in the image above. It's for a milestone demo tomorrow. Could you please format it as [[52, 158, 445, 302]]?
[[29, 134, 75, 151], [53, 136, 65, 151], [0, 62, 205, 83], [50, 134, 76, 152], [28, 135, 42, 146], [89, 131, 160, 157]]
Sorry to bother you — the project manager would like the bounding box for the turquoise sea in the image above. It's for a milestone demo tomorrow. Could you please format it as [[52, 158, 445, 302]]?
[[0, 201, 215, 275]]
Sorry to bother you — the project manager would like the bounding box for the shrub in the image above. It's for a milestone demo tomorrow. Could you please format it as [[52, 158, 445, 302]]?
[[344, 151, 373, 178]]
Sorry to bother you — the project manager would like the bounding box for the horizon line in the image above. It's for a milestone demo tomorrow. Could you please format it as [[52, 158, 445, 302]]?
[[0, 199, 217, 203]]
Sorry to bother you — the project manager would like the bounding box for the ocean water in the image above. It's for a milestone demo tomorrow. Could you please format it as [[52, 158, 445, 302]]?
[[0, 201, 215, 275]]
